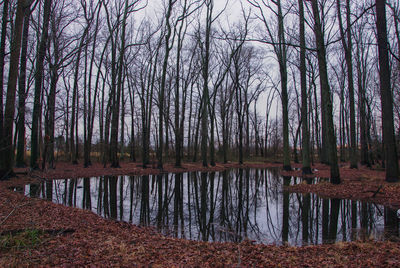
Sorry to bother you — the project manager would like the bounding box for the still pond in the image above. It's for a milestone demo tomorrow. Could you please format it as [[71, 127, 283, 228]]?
[[24, 168, 399, 246]]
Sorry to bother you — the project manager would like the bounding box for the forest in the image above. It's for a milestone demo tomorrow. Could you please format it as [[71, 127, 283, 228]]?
[[1, 0, 400, 266], [0, 0, 399, 180]]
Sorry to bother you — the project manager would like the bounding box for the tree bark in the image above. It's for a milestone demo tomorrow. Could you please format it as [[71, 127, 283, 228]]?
[[111, 0, 130, 168], [0, 0, 27, 178], [30, 0, 52, 169], [337, 0, 357, 169], [298, 0, 311, 174], [310, 0, 340, 184], [0, 0, 9, 146], [45, 18, 61, 169], [201, 0, 213, 167], [158, 0, 176, 169], [16, 7, 31, 167], [376, 0, 399, 182], [276, 0, 291, 171], [84, 3, 102, 167], [70, 33, 88, 165]]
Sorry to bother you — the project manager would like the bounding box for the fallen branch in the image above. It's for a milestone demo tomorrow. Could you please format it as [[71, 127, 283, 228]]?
[[0, 202, 31, 226], [372, 185, 383, 198], [0, 228, 75, 236]]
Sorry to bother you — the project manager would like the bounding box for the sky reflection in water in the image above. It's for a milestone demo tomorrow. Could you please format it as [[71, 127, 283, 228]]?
[[25, 168, 400, 246]]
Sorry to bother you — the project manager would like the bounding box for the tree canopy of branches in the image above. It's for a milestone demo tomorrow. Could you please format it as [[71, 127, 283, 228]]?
[[0, 0, 399, 184]]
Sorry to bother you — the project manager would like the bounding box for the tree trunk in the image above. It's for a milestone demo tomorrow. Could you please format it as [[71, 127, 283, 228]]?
[[16, 7, 30, 167], [45, 18, 61, 169], [233, 50, 244, 165], [174, 13, 185, 167], [311, 0, 340, 184], [277, 0, 291, 171], [110, 2, 129, 168], [298, 0, 311, 174], [187, 82, 194, 160], [376, 0, 399, 182], [201, 0, 213, 167], [356, 33, 370, 167], [120, 87, 125, 161], [83, 44, 88, 169], [84, 6, 102, 168], [193, 99, 202, 162], [30, 0, 52, 169], [0, 0, 27, 178], [71, 35, 87, 165], [127, 71, 136, 162], [0, 0, 9, 146], [158, 0, 176, 169], [340, 85, 346, 162], [337, 0, 357, 169]]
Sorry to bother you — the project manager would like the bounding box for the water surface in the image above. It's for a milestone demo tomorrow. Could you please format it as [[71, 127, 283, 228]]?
[[26, 168, 399, 246]]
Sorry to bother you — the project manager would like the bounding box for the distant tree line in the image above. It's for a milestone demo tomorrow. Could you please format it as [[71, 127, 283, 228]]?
[[0, 0, 399, 183]]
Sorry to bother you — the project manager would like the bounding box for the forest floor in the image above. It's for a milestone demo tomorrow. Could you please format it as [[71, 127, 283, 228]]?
[[1, 161, 400, 266]]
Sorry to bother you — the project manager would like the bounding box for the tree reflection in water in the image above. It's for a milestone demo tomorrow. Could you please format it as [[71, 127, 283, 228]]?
[[26, 168, 400, 246]]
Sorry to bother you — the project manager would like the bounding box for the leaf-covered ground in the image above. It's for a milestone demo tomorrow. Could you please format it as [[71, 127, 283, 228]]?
[[1, 161, 400, 266]]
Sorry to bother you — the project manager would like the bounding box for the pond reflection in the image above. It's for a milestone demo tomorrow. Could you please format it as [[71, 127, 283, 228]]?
[[26, 168, 399, 246]]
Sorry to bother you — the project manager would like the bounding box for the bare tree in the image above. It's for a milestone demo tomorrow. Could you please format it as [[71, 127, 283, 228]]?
[[173, 0, 200, 167], [157, 0, 177, 169], [83, 1, 103, 167], [16, 5, 33, 167], [70, 1, 96, 165], [336, 0, 357, 169], [30, 0, 52, 169], [298, 0, 311, 174], [110, 0, 143, 168], [376, 0, 399, 182], [43, 0, 79, 169], [0, 0, 33, 178], [0, 0, 10, 146], [248, 0, 292, 170], [200, 0, 213, 167], [309, 0, 340, 183]]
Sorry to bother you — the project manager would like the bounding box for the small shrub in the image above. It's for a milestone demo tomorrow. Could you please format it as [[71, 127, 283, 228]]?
[[0, 229, 42, 251]]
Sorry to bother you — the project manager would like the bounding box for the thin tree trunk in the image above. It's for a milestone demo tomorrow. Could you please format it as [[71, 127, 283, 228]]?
[[193, 99, 202, 162], [0, 0, 10, 146], [16, 7, 30, 167], [110, 3, 128, 168], [187, 83, 194, 160], [85, 5, 102, 167], [174, 16, 184, 167], [337, 0, 357, 169], [299, 0, 311, 174], [127, 70, 136, 162], [201, 1, 213, 167], [356, 34, 370, 166], [277, 0, 291, 171], [340, 86, 346, 162], [158, 0, 176, 169], [120, 85, 125, 161], [71, 36, 86, 165], [45, 16, 61, 169]]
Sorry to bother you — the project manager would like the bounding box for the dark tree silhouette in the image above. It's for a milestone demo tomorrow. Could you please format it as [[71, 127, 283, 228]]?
[[375, 0, 399, 182]]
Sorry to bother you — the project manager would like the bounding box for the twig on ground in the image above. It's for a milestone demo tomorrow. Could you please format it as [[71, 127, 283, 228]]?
[[372, 185, 383, 197], [0, 202, 31, 226]]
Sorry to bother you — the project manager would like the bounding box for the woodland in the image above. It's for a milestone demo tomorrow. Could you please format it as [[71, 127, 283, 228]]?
[[1, 0, 400, 266]]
